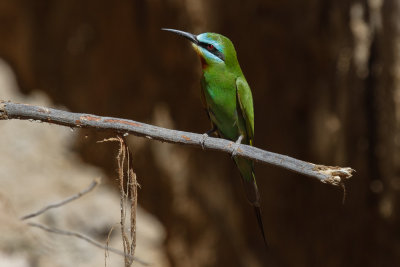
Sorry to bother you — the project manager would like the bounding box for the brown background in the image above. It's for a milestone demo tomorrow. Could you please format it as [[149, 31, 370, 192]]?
[[1, 0, 399, 266]]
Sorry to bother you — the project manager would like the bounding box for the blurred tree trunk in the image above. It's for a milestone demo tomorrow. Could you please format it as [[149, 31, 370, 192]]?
[[0, 0, 400, 266]]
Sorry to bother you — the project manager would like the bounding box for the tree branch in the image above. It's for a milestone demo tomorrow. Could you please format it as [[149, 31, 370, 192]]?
[[0, 100, 354, 185], [27, 222, 148, 266], [20, 178, 100, 221]]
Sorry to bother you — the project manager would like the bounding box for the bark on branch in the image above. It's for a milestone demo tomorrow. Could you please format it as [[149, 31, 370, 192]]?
[[0, 100, 354, 186]]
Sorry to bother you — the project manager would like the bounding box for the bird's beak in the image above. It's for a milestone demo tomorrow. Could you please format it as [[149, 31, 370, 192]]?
[[162, 28, 199, 45]]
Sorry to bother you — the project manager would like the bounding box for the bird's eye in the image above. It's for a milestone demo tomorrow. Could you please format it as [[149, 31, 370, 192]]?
[[207, 44, 214, 50]]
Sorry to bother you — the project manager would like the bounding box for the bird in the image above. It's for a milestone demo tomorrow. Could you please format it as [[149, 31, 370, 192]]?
[[162, 28, 267, 247]]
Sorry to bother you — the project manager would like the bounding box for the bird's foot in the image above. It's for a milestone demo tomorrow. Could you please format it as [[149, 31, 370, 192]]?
[[200, 126, 218, 150], [231, 135, 244, 158], [200, 133, 209, 150]]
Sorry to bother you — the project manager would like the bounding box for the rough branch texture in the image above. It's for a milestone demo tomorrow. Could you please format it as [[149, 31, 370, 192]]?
[[0, 100, 354, 185]]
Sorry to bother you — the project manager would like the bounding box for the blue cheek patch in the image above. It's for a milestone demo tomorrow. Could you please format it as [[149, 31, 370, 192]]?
[[203, 50, 224, 63]]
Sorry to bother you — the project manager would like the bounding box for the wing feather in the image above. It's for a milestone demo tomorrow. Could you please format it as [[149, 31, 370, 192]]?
[[236, 77, 254, 145]]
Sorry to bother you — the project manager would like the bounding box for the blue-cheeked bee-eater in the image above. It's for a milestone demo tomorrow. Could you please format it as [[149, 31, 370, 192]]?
[[163, 28, 267, 247]]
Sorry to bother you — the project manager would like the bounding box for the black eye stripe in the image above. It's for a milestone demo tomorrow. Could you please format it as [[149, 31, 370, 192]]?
[[199, 42, 225, 61]]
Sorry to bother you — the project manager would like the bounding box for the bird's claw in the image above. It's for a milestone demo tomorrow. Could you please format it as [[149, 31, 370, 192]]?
[[200, 126, 218, 150], [200, 133, 209, 150], [231, 135, 243, 158]]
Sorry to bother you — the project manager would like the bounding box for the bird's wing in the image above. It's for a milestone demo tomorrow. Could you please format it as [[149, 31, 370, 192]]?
[[236, 77, 254, 145]]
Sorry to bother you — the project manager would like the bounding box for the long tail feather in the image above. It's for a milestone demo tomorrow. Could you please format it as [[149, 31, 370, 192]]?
[[254, 206, 269, 248], [234, 156, 268, 247]]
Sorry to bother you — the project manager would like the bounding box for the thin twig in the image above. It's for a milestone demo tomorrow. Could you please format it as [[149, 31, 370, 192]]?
[[341, 182, 347, 205], [105, 224, 117, 267], [0, 100, 355, 185], [100, 136, 138, 266], [27, 222, 148, 266], [127, 142, 138, 260], [20, 178, 101, 220]]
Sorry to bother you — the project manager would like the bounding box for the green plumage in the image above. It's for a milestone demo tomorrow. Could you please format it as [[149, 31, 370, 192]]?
[[200, 46, 257, 195], [163, 29, 267, 246]]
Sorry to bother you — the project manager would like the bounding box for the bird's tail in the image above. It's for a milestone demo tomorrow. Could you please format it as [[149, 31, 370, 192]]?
[[254, 205, 268, 248], [234, 157, 268, 248]]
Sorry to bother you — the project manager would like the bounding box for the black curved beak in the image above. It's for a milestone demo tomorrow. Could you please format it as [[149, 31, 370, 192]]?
[[162, 28, 198, 44]]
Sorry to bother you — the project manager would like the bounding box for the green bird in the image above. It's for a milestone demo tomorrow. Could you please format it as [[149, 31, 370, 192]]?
[[163, 28, 267, 246]]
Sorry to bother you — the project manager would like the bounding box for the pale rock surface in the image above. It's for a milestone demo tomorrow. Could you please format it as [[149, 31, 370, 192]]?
[[0, 59, 169, 267]]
